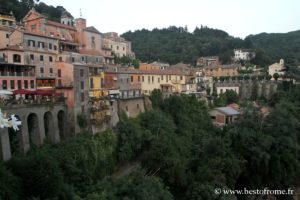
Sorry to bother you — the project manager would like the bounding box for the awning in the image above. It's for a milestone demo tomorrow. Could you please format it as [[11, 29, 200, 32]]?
[[36, 89, 54, 96], [13, 89, 36, 95]]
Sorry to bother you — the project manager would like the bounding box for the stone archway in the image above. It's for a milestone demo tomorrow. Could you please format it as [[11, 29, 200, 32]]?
[[57, 110, 65, 140], [8, 115, 21, 155], [44, 111, 55, 143], [27, 113, 40, 146]]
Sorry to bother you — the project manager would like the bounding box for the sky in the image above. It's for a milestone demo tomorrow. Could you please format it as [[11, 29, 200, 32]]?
[[39, 0, 300, 38]]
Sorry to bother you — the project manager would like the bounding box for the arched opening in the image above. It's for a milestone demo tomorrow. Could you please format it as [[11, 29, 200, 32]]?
[[8, 115, 21, 155], [57, 110, 65, 140], [27, 113, 40, 146], [44, 111, 55, 143]]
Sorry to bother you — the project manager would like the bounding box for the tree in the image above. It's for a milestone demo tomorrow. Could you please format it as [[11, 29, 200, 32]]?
[[77, 113, 88, 129], [149, 89, 163, 109], [82, 169, 173, 200], [273, 72, 280, 81]]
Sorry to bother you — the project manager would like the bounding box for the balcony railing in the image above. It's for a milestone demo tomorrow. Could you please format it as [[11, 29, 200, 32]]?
[[0, 71, 35, 77]]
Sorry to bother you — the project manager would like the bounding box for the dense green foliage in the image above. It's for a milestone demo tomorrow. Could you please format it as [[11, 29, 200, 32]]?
[[248, 31, 300, 67], [0, 0, 67, 22], [122, 26, 245, 65], [1, 84, 300, 199], [113, 54, 140, 68], [213, 90, 240, 107], [122, 26, 300, 68]]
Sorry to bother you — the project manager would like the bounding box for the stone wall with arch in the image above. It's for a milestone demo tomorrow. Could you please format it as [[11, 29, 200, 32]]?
[[0, 104, 67, 161]]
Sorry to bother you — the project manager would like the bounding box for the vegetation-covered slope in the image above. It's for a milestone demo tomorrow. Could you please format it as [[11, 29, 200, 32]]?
[[122, 26, 246, 65], [247, 30, 300, 67], [1, 83, 300, 199], [0, 0, 67, 22], [122, 27, 300, 68]]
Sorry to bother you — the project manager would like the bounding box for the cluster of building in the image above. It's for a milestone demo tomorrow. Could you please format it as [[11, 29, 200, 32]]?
[[0, 8, 291, 161], [0, 9, 287, 134]]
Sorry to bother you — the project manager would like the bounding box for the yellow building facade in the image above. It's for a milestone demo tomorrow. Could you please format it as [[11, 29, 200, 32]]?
[[140, 70, 185, 95], [89, 72, 109, 98]]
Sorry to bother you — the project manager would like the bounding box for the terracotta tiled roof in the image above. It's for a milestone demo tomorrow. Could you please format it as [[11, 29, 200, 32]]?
[[24, 31, 60, 40], [79, 49, 102, 56], [203, 64, 240, 69], [0, 26, 13, 31], [0, 45, 24, 52], [104, 67, 184, 75], [84, 26, 101, 34], [46, 20, 76, 31]]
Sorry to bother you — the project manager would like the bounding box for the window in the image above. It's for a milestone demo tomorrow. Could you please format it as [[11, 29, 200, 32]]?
[[13, 54, 21, 63], [80, 81, 84, 90], [49, 43, 52, 49], [161, 75, 163, 80], [131, 76, 133, 82], [125, 106, 128, 111], [38, 42, 45, 48], [40, 67, 44, 73], [17, 80, 21, 89], [6, 34, 9, 39], [49, 56, 53, 62], [137, 104, 139, 109], [24, 80, 28, 89], [138, 76, 140, 82], [31, 24, 36, 31], [81, 92, 84, 102], [90, 78, 94, 89], [30, 54, 34, 61], [10, 80, 14, 89], [58, 69, 61, 77], [142, 76, 144, 82], [117, 46, 119, 50], [30, 80, 34, 88], [59, 57, 62, 61], [91, 36, 95, 48], [127, 78, 129, 83], [80, 69, 84, 77], [148, 76, 150, 83], [49, 68, 53, 74], [158, 78, 160, 83], [123, 47, 125, 51], [2, 80, 7, 89], [53, 45, 57, 50], [28, 40, 35, 47], [180, 76, 183, 80], [58, 79, 62, 86], [72, 57, 75, 62], [152, 76, 154, 82], [81, 56, 85, 62], [40, 55, 44, 61]]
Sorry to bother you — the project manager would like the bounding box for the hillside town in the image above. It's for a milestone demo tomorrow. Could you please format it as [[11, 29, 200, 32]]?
[[0, 9, 288, 160], [1, 2, 300, 200]]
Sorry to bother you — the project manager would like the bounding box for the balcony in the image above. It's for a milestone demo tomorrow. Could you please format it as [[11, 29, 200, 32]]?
[[55, 84, 73, 89]]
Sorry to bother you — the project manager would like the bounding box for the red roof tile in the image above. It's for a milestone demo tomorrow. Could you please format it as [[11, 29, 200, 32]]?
[[46, 20, 76, 31]]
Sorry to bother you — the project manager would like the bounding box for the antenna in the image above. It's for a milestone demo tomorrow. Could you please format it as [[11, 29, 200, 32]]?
[[80, 9, 82, 18]]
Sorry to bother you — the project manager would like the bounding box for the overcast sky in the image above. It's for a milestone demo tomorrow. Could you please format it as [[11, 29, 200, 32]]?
[[40, 0, 300, 38]]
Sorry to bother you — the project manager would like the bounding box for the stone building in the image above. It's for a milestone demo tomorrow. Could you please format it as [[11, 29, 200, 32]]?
[[102, 32, 135, 58]]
